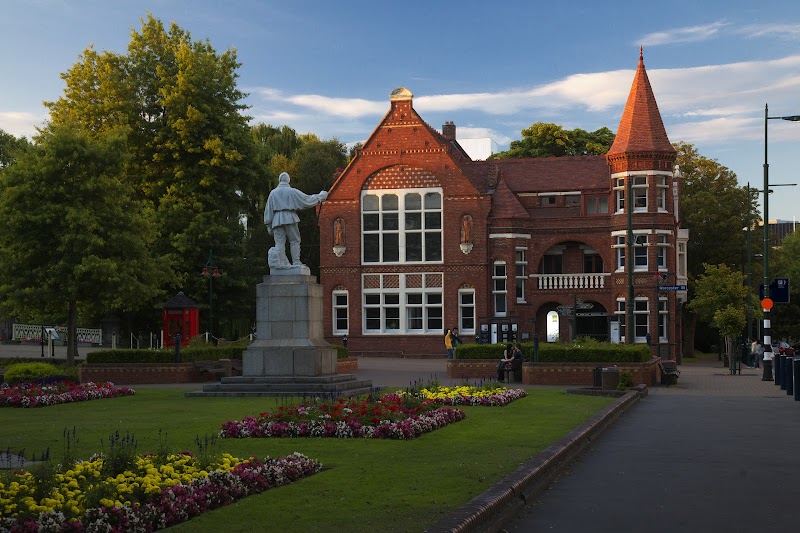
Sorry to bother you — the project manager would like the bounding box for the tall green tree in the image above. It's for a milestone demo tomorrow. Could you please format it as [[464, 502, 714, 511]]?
[[770, 231, 800, 341], [45, 14, 259, 339], [0, 124, 171, 363], [290, 137, 347, 274], [675, 142, 756, 355], [492, 122, 614, 158], [0, 129, 30, 168]]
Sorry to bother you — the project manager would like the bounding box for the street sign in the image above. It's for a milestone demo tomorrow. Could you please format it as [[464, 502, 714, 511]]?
[[658, 285, 687, 291], [759, 278, 789, 303]]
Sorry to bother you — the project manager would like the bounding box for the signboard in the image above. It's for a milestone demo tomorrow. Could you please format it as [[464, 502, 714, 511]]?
[[659, 285, 688, 291], [759, 278, 790, 303]]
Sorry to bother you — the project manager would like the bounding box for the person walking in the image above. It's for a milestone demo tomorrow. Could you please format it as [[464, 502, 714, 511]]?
[[445, 328, 462, 359]]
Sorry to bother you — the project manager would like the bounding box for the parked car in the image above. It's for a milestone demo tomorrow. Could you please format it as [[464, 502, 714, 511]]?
[[772, 341, 795, 356]]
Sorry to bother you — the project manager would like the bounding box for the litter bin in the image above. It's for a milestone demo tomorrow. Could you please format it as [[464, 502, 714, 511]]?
[[593, 367, 603, 388], [601, 367, 620, 390]]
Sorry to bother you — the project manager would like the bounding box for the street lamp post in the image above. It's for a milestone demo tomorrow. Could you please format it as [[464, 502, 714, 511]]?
[[761, 104, 800, 381], [201, 249, 221, 341]]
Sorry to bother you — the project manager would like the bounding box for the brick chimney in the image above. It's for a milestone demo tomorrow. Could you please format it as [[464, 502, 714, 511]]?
[[442, 121, 456, 141]]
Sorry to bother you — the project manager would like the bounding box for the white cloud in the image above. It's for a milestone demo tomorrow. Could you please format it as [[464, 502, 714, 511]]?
[[738, 23, 800, 40], [0, 111, 45, 139], [639, 21, 729, 46]]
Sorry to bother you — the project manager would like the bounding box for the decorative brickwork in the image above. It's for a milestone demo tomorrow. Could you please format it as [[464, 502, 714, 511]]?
[[319, 52, 684, 359]]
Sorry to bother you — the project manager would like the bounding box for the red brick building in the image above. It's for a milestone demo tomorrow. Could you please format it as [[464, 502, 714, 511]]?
[[318, 51, 688, 360]]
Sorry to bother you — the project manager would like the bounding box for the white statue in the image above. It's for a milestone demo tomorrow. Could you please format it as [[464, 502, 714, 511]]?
[[264, 172, 328, 268]]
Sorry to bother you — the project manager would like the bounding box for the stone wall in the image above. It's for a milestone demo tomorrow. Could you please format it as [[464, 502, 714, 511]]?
[[447, 358, 660, 386]]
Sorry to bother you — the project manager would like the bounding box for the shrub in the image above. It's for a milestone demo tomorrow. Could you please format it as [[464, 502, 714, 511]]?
[[85, 345, 246, 364], [331, 343, 349, 359], [617, 370, 634, 390], [456, 339, 650, 363], [3, 362, 69, 384]]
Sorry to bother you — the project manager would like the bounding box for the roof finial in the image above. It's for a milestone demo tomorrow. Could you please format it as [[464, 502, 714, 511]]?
[[639, 45, 644, 62]]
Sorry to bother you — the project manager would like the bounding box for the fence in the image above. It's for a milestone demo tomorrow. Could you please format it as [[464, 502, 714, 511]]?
[[11, 323, 102, 344]]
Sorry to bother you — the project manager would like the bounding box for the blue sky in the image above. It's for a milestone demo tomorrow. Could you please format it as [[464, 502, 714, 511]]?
[[3, 0, 800, 220]]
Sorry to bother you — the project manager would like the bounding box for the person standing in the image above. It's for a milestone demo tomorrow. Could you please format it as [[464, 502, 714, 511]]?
[[445, 328, 462, 359]]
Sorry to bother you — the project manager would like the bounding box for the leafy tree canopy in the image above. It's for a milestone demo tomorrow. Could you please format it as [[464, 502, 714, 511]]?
[[492, 122, 615, 158], [0, 129, 30, 168], [0, 123, 172, 362]]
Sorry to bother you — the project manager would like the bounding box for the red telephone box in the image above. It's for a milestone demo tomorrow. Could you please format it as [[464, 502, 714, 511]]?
[[162, 292, 199, 347]]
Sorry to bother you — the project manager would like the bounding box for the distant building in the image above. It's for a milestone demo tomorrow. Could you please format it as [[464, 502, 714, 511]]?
[[757, 219, 798, 245], [454, 135, 499, 161], [318, 50, 687, 360]]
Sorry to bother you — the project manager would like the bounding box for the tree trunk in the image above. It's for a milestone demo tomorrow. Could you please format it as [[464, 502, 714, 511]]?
[[66, 299, 77, 366]]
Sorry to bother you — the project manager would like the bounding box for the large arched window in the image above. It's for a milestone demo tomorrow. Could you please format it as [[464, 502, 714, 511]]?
[[361, 189, 442, 264]]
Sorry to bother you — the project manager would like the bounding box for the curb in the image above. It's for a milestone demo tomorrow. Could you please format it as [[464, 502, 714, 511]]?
[[426, 387, 645, 533]]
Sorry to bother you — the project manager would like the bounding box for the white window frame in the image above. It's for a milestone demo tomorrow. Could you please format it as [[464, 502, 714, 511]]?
[[362, 273, 443, 334], [613, 178, 625, 213], [656, 175, 669, 211], [658, 297, 668, 341], [515, 248, 527, 303], [634, 298, 649, 342], [632, 175, 648, 212], [361, 188, 443, 264], [656, 234, 669, 270], [678, 242, 687, 278], [613, 236, 626, 271], [332, 290, 349, 335], [633, 234, 648, 271], [615, 299, 626, 342], [458, 289, 476, 334], [493, 261, 507, 317]]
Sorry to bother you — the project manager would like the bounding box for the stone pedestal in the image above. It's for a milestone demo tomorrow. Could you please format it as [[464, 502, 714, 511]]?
[[187, 273, 372, 397]]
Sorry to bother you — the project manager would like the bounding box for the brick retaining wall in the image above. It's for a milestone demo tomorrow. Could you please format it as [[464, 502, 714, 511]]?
[[78, 358, 359, 385], [447, 358, 660, 386]]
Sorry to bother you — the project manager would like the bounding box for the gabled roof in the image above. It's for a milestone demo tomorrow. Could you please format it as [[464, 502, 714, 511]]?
[[607, 48, 675, 156], [461, 156, 609, 194], [490, 175, 529, 219]]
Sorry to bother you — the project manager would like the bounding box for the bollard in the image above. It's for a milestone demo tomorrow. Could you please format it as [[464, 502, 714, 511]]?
[[794, 358, 800, 402], [174, 334, 181, 363], [786, 355, 794, 396], [777, 354, 784, 387]]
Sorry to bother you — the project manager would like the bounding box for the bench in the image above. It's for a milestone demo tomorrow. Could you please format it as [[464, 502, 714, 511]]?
[[193, 359, 242, 378], [658, 360, 680, 386], [503, 365, 522, 384]]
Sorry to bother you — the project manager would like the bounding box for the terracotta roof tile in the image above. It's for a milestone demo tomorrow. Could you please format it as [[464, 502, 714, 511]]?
[[461, 156, 610, 194], [607, 48, 675, 155], [491, 176, 530, 219]]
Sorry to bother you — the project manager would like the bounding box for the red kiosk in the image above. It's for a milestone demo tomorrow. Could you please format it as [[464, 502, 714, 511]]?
[[162, 292, 199, 348]]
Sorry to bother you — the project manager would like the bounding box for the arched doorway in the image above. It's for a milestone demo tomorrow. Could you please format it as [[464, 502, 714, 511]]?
[[546, 311, 559, 342], [575, 301, 608, 341]]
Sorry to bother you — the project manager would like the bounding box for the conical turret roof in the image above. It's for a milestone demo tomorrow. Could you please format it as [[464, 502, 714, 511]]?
[[607, 48, 675, 156]]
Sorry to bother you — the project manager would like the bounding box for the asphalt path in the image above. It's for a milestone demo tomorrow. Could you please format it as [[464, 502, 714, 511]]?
[[506, 360, 800, 533]]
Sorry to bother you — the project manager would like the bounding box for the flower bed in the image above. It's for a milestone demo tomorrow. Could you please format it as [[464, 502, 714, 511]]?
[[220, 393, 466, 440], [0, 452, 321, 531], [402, 385, 528, 407], [0, 381, 135, 408]]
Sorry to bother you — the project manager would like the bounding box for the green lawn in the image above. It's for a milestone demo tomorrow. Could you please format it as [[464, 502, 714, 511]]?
[[1, 388, 613, 532]]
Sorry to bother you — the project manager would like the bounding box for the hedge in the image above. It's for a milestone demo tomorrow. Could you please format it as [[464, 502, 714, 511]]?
[[85, 342, 350, 364], [456, 340, 651, 364], [3, 362, 79, 384]]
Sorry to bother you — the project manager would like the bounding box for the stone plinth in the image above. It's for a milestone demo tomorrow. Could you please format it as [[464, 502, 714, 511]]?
[[186, 274, 372, 397]]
